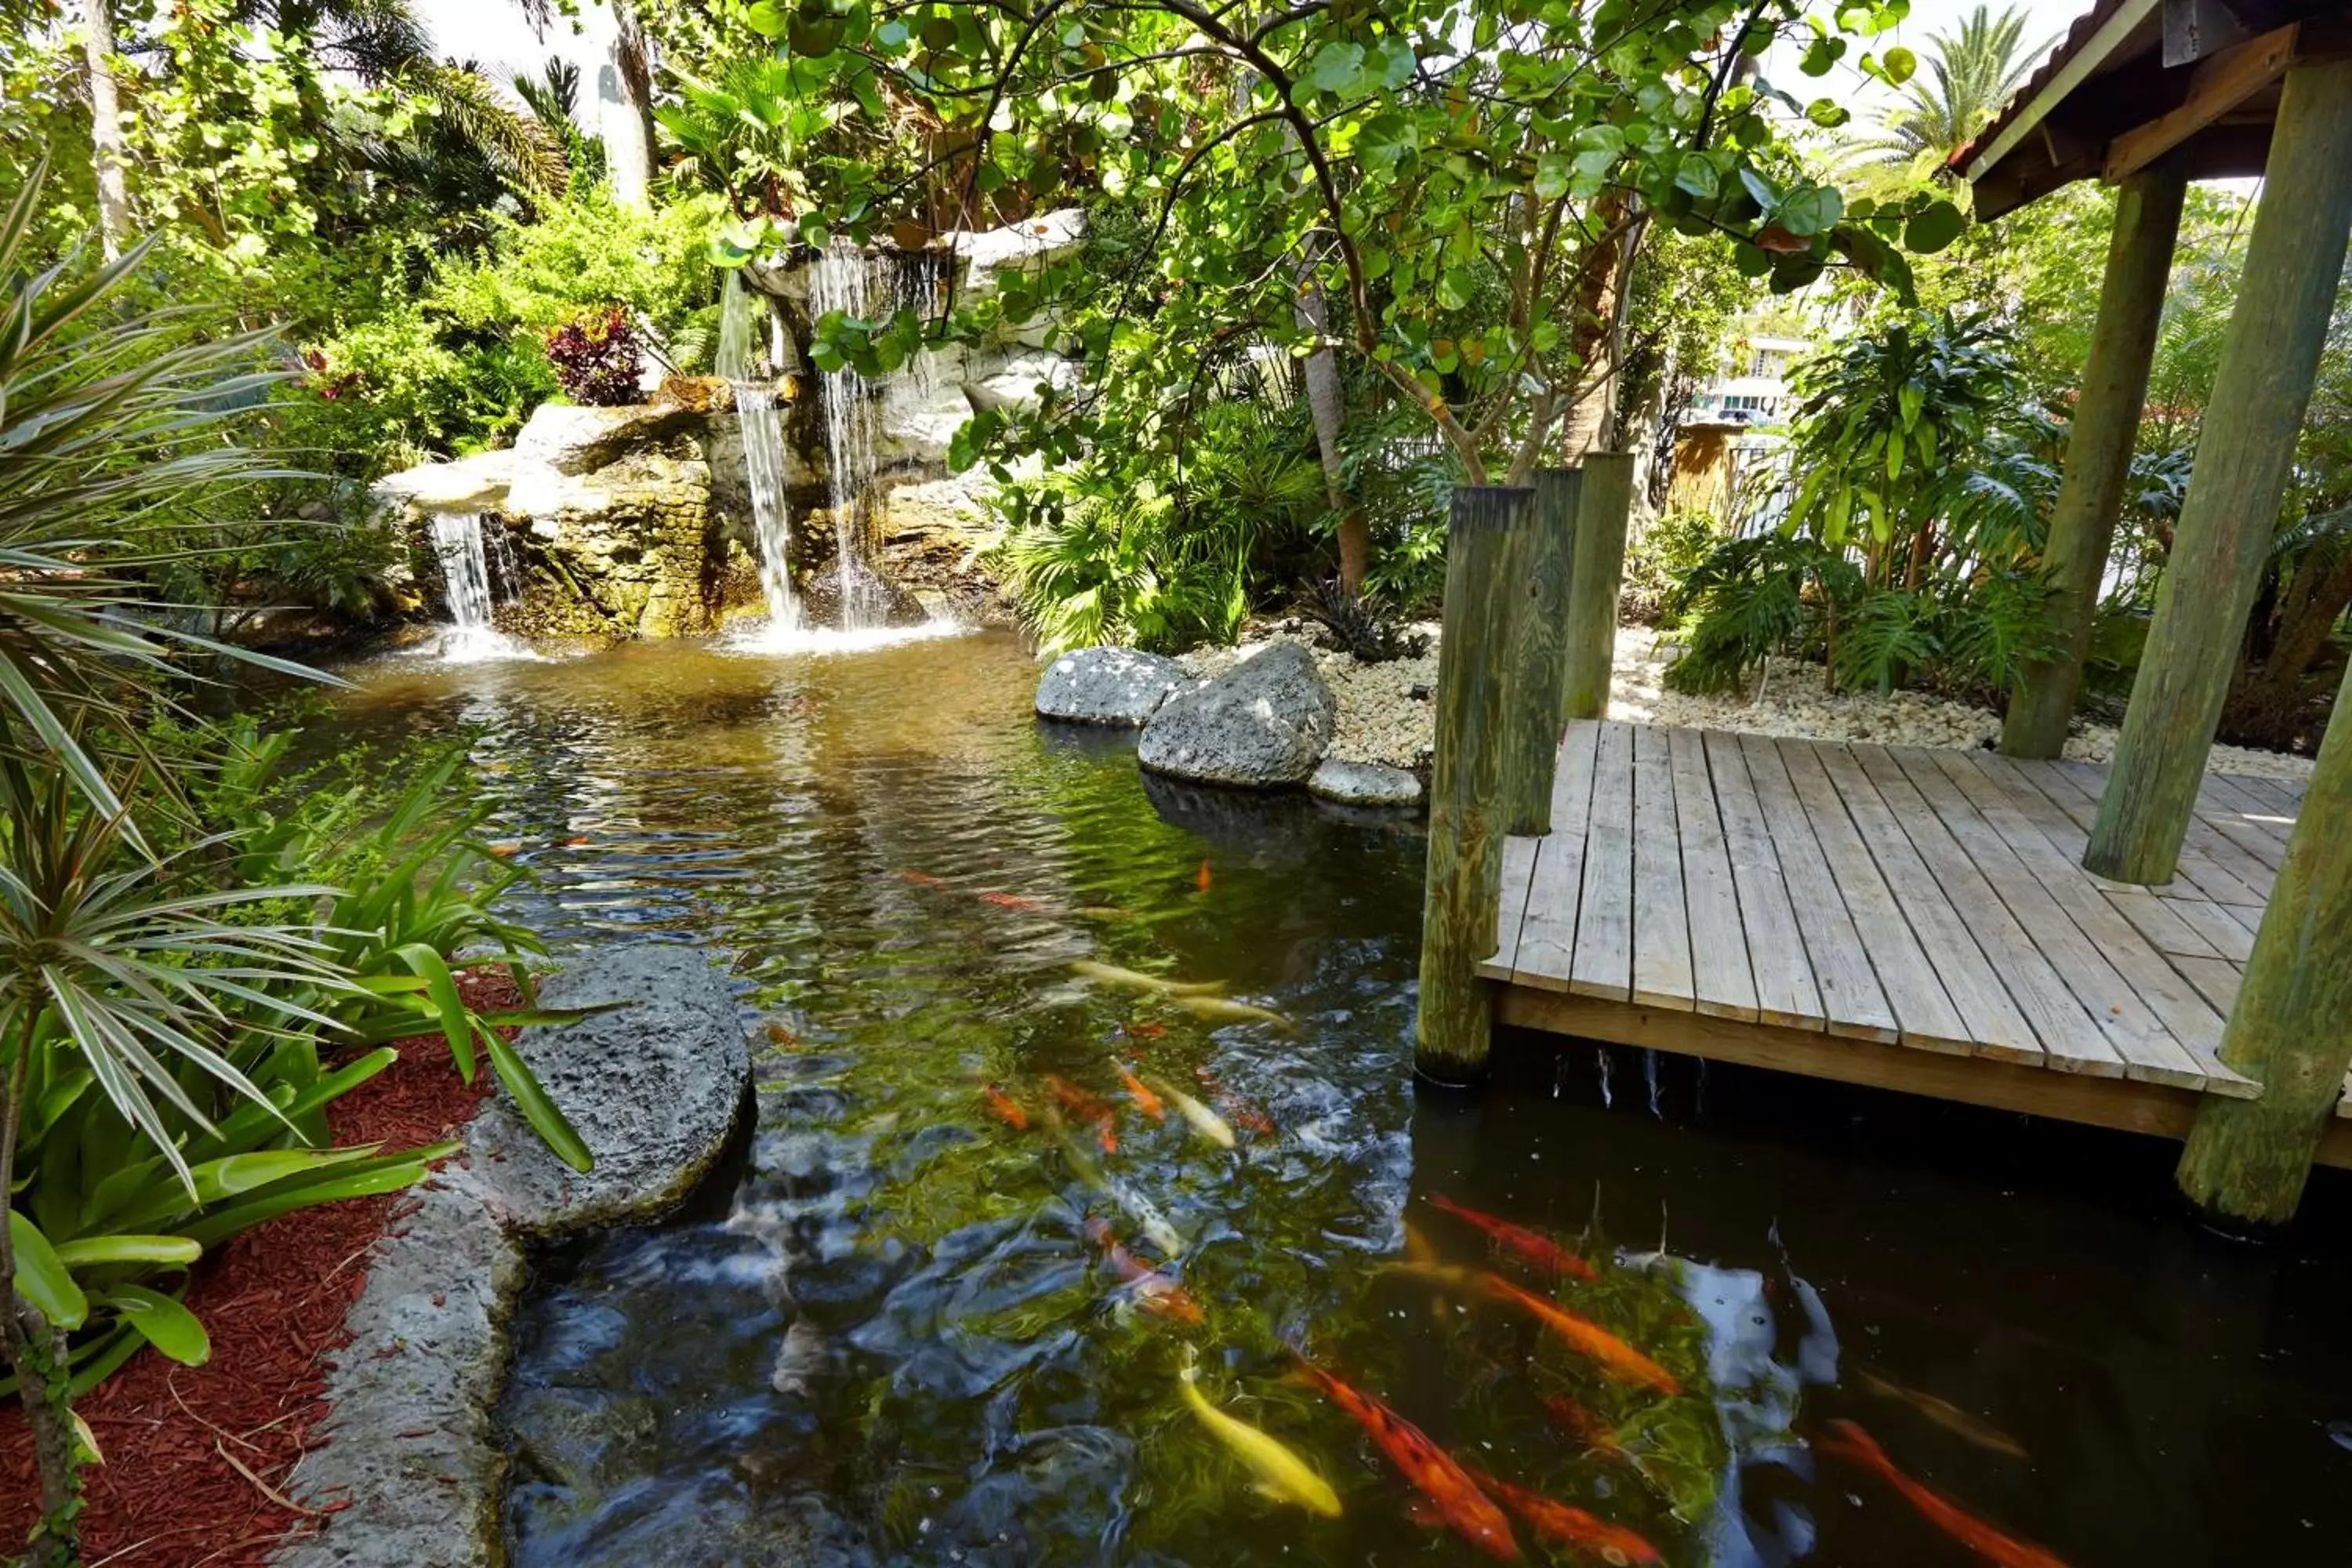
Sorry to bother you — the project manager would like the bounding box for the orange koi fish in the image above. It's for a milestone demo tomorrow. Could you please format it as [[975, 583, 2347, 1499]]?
[[1081, 1218, 1202, 1324], [1428, 1194, 1599, 1283], [899, 869, 948, 887], [1291, 1353, 1519, 1561], [979, 1083, 1029, 1131], [979, 889, 1050, 912], [1046, 1074, 1119, 1153], [1461, 1468, 1659, 1567], [1196, 858, 1213, 893], [1194, 1069, 1276, 1136], [1123, 1022, 1168, 1040], [1480, 1278, 1679, 1396], [1541, 1393, 1625, 1458], [1819, 1421, 2071, 1568], [1112, 1061, 1165, 1120]]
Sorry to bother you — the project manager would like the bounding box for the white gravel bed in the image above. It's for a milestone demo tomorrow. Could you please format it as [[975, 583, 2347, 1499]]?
[[1179, 622, 2318, 783]]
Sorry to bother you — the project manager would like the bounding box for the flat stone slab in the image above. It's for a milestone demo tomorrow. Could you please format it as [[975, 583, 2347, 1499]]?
[[275, 946, 749, 1568], [372, 450, 517, 514], [1036, 646, 1187, 725], [1138, 642, 1337, 788], [1308, 757, 1424, 808]]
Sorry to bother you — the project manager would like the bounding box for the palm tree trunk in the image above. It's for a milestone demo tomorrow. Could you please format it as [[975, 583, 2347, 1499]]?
[[1294, 274, 1367, 593], [80, 0, 131, 261], [601, 1, 658, 209]]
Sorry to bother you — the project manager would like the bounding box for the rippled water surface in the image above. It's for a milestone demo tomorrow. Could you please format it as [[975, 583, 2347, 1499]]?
[[320, 631, 2352, 1567]]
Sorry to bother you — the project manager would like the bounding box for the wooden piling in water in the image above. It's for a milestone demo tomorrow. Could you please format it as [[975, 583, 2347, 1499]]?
[[1559, 453, 1634, 724], [2175, 659, 2352, 1227], [1417, 485, 1535, 1085], [1501, 467, 1581, 835]]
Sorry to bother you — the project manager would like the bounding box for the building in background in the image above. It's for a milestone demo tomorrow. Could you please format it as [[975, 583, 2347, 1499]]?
[[1668, 327, 1810, 526]]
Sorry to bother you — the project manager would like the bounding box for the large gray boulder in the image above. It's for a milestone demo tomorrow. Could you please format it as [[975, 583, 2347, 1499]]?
[[1138, 643, 1337, 787], [511, 401, 700, 476], [371, 449, 516, 514], [1036, 646, 1188, 726]]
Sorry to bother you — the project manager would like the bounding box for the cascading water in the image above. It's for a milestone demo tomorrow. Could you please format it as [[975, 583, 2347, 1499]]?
[[718, 271, 800, 633], [426, 512, 529, 662], [807, 243, 935, 631]]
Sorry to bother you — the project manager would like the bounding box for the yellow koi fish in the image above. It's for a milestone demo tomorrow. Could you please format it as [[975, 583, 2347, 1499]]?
[[1069, 960, 1225, 996], [1178, 1357, 1343, 1518], [1153, 1078, 1237, 1149], [1170, 993, 1296, 1033]]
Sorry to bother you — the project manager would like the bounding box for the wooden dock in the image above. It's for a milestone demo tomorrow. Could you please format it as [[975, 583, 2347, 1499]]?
[[1483, 722, 2352, 1167]]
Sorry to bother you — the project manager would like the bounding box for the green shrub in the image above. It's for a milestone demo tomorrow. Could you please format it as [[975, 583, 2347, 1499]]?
[[1623, 507, 1726, 625]]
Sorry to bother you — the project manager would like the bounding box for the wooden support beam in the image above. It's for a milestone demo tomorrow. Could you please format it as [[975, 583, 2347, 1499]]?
[[2107, 24, 2301, 181], [2176, 660, 2352, 1225], [1417, 485, 1535, 1084], [2003, 158, 2189, 759], [2086, 58, 2352, 884], [1501, 467, 1581, 834], [1558, 452, 1634, 724]]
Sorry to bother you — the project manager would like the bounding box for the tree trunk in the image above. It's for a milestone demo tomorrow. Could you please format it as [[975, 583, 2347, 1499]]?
[[80, 0, 131, 261], [1294, 275, 1367, 593], [2087, 60, 2352, 884], [601, 1, 658, 210], [1555, 188, 1632, 460], [2002, 159, 2187, 759]]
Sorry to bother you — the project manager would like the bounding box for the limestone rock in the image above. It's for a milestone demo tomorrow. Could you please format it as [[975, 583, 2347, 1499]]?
[[965, 350, 1080, 416], [1036, 647, 1188, 726], [1308, 757, 1424, 808], [949, 208, 1087, 297], [512, 401, 701, 476], [1138, 643, 1336, 787], [371, 449, 516, 514]]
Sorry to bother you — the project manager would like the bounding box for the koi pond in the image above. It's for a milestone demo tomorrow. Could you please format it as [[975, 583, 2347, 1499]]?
[[323, 629, 2352, 1567]]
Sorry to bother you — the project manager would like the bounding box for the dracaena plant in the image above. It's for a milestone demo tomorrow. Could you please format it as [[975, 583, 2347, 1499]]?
[[0, 158, 590, 1564]]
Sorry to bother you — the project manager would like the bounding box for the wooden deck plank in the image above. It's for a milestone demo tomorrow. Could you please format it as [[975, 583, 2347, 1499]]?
[[1628, 725, 1696, 1009], [1668, 728, 1758, 1019], [1480, 834, 1541, 982], [1851, 746, 2126, 1076], [1704, 731, 1822, 1029], [1885, 746, 2167, 1081], [1568, 722, 1636, 1000], [2164, 895, 2258, 961], [2201, 771, 2302, 837], [2172, 953, 2244, 1014], [1814, 744, 2042, 1062], [2046, 759, 2267, 907], [1778, 740, 1974, 1054], [2101, 887, 2222, 959], [1511, 722, 1600, 991], [1738, 731, 1899, 1042], [1924, 750, 2239, 1094], [2193, 775, 2290, 870]]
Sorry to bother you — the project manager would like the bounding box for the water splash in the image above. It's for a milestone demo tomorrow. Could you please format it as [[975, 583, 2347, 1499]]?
[[808, 244, 929, 630], [719, 617, 968, 658], [1596, 1046, 1613, 1109], [426, 513, 535, 662], [719, 271, 800, 633], [1646, 1047, 1664, 1118]]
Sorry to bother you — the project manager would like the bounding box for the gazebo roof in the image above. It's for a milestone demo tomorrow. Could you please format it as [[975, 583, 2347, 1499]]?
[[1955, 0, 2349, 219]]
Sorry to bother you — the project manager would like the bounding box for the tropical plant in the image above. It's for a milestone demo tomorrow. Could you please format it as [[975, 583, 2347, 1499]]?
[[1852, 4, 2042, 170], [546, 306, 647, 405]]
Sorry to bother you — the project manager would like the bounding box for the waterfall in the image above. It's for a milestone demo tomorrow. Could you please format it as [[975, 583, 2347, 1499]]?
[[719, 270, 800, 632], [427, 512, 530, 662], [808, 243, 916, 630]]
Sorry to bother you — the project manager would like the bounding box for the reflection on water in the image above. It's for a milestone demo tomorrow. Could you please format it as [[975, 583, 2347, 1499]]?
[[313, 632, 2352, 1566]]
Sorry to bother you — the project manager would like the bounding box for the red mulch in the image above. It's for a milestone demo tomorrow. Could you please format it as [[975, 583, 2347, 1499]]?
[[1, 973, 520, 1567]]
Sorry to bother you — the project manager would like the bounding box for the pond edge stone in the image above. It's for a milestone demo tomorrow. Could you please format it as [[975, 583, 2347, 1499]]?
[[272, 944, 750, 1568]]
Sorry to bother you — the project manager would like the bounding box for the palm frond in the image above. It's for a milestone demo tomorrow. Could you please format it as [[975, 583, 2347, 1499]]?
[[397, 60, 569, 198]]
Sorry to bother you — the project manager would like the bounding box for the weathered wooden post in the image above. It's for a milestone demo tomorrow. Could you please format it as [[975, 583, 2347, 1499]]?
[[1500, 466, 1581, 834], [2086, 59, 2352, 883], [1559, 452, 1635, 723], [1417, 485, 1536, 1084], [2002, 156, 2187, 759], [2175, 659, 2352, 1226]]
